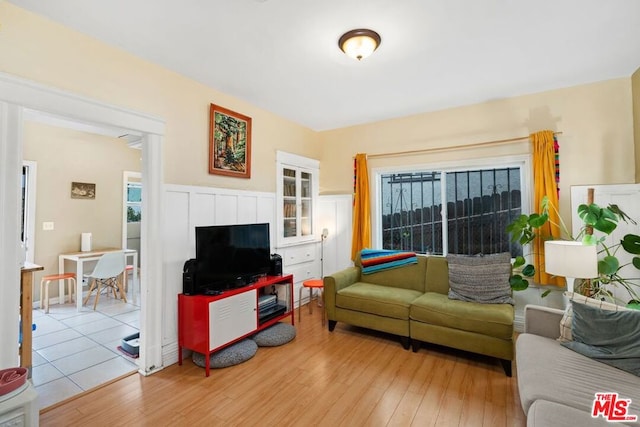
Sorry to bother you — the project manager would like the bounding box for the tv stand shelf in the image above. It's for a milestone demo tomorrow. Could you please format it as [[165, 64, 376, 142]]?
[[178, 274, 294, 377]]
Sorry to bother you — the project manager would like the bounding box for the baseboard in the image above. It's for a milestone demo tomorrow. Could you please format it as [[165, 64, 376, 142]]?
[[162, 341, 179, 368], [514, 313, 524, 333]]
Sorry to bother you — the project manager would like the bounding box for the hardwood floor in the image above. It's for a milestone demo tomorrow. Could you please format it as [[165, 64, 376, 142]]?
[[40, 305, 526, 426]]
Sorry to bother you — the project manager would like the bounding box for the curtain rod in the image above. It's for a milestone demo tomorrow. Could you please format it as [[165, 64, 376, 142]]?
[[366, 131, 563, 159]]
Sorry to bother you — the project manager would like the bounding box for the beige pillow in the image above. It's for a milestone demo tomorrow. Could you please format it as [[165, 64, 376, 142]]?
[[558, 292, 629, 342]]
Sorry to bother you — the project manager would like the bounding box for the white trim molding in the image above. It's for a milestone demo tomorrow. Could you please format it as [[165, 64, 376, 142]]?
[[0, 71, 165, 376]]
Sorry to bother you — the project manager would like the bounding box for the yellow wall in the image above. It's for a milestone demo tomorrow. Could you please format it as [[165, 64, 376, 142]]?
[[0, 3, 321, 191], [23, 122, 141, 300], [633, 67, 640, 183], [2, 3, 638, 237], [320, 78, 636, 223]]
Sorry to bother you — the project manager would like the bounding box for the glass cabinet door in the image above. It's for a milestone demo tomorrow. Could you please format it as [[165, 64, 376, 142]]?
[[283, 168, 297, 238], [277, 151, 319, 246], [300, 171, 312, 237]]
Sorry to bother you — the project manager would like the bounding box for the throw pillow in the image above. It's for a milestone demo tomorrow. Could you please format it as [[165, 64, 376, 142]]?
[[447, 252, 513, 305], [561, 301, 640, 376], [558, 292, 629, 342]]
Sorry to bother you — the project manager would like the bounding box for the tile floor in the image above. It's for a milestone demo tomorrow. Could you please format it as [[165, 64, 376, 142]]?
[[31, 290, 140, 410]]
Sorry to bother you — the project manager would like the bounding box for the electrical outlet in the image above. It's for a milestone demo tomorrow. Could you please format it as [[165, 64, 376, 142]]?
[[42, 222, 54, 231]]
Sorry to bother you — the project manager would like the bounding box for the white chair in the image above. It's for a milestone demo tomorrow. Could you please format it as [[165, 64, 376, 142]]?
[[83, 251, 127, 310]]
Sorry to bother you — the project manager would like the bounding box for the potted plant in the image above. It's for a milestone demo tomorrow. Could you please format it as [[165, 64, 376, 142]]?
[[506, 196, 640, 307]]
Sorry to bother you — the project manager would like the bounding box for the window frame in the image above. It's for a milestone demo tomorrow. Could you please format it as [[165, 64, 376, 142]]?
[[371, 154, 533, 256]]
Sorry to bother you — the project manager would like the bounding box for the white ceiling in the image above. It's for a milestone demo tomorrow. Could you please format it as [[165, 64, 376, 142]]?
[[9, 0, 640, 131]]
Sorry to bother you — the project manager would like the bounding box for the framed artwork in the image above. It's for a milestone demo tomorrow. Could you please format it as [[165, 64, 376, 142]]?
[[209, 103, 252, 178], [71, 182, 96, 199]]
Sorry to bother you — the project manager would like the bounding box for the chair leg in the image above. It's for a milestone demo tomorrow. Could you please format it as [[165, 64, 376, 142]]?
[[117, 276, 127, 303], [308, 287, 313, 315], [83, 278, 96, 306], [93, 280, 102, 310]]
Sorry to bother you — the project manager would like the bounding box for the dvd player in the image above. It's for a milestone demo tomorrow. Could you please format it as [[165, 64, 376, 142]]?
[[258, 304, 287, 324]]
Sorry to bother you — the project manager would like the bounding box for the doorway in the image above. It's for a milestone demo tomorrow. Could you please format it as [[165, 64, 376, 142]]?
[[0, 72, 164, 382], [22, 121, 144, 408]]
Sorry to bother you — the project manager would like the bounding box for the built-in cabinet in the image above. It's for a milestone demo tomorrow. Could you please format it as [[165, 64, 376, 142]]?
[[276, 152, 321, 302], [276, 151, 319, 247]]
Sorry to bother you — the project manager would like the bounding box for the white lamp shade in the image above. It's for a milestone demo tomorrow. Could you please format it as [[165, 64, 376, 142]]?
[[544, 240, 598, 279]]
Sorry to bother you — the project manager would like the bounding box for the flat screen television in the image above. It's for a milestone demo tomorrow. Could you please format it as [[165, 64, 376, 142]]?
[[195, 223, 271, 292]]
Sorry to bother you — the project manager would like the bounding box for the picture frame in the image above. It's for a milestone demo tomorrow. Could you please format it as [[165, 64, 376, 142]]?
[[71, 182, 96, 199], [209, 103, 252, 178]]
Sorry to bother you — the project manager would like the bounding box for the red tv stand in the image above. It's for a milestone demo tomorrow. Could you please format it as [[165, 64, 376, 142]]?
[[178, 274, 294, 377]]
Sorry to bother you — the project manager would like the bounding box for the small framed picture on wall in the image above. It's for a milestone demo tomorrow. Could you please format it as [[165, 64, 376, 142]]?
[[71, 182, 96, 199]]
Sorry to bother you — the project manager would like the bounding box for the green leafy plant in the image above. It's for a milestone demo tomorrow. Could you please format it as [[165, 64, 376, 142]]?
[[506, 196, 640, 305]]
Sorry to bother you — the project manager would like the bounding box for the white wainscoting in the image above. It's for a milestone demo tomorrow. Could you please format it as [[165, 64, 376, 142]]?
[[162, 184, 276, 366], [318, 194, 353, 277], [161, 187, 355, 366]]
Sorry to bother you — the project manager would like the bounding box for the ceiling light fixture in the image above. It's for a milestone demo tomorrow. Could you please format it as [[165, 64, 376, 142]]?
[[338, 29, 381, 61]]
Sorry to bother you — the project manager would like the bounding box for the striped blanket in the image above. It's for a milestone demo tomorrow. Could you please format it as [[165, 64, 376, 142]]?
[[361, 249, 418, 274]]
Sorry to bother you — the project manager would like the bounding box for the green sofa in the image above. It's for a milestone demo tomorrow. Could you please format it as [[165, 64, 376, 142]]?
[[323, 254, 514, 376]]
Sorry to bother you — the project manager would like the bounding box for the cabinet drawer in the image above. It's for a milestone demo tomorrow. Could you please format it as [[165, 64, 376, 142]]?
[[281, 244, 317, 267], [283, 263, 320, 285]]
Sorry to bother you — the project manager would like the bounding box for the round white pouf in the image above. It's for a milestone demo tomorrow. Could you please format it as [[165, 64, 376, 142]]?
[[192, 339, 258, 369], [251, 322, 296, 347]]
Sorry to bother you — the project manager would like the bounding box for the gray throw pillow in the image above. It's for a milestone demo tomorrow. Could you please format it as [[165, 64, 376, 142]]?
[[447, 252, 513, 305], [561, 301, 640, 376]]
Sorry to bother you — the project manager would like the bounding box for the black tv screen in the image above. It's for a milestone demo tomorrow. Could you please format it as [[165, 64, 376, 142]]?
[[195, 223, 271, 291]]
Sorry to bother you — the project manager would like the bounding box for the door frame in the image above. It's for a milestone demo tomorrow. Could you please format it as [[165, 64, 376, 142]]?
[[0, 72, 164, 375], [21, 160, 37, 264]]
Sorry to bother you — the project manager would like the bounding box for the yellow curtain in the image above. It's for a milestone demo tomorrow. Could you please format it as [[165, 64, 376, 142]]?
[[351, 153, 371, 261], [531, 130, 563, 286]]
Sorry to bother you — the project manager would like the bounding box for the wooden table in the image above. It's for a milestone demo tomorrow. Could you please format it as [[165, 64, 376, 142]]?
[[20, 262, 43, 377], [59, 248, 138, 311]]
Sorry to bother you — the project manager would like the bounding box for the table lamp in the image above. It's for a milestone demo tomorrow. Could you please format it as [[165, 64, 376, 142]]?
[[544, 240, 598, 292]]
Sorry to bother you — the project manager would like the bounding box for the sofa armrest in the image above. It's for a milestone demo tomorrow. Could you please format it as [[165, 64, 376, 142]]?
[[323, 266, 360, 319], [523, 305, 564, 339]]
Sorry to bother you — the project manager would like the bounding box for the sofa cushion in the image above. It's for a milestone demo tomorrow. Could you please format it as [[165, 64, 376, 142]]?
[[335, 282, 423, 320], [516, 333, 640, 417], [424, 256, 450, 295], [526, 400, 613, 427], [446, 252, 513, 304], [410, 292, 513, 339]]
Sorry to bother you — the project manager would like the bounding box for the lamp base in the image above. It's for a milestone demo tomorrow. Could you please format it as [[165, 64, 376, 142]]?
[[562, 277, 577, 309]]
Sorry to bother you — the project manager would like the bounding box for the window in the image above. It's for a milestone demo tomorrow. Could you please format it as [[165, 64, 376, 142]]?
[[378, 160, 528, 256], [126, 182, 142, 222]]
